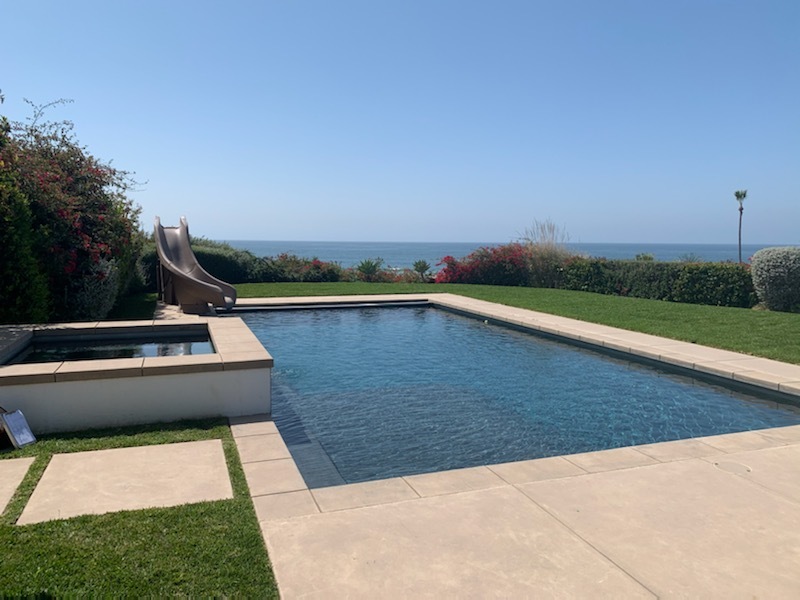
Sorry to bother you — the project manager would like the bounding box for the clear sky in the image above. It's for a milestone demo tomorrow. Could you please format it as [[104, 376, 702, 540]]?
[[3, 0, 798, 244]]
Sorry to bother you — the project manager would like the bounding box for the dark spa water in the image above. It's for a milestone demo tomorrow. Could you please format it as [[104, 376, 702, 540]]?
[[242, 307, 800, 488], [12, 336, 214, 364]]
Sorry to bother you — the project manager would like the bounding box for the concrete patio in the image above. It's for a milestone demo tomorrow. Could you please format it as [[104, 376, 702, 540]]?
[[233, 413, 800, 598]]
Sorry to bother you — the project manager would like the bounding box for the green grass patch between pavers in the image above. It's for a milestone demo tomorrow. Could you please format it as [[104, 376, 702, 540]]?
[[0, 419, 277, 597], [236, 282, 800, 364]]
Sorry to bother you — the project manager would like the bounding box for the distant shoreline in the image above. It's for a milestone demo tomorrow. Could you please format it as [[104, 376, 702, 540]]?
[[221, 240, 793, 270]]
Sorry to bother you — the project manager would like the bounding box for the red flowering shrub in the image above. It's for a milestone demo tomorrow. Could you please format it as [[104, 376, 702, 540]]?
[[436, 243, 534, 286], [1, 99, 142, 321]]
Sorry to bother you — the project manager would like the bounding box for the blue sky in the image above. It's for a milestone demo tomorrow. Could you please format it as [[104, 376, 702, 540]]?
[[3, 0, 798, 243]]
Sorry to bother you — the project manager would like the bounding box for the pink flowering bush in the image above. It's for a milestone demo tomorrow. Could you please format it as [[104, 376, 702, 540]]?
[[436, 243, 534, 286], [0, 98, 141, 321]]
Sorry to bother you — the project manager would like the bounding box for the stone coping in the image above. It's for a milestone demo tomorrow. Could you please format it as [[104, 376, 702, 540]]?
[[0, 317, 273, 386], [234, 293, 800, 400], [230, 413, 800, 517]]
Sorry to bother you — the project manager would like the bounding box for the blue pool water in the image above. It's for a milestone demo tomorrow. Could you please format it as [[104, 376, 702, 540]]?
[[241, 307, 800, 488]]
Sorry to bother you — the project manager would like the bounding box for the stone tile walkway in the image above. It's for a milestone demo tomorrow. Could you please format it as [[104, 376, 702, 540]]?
[[16, 439, 232, 525], [235, 412, 800, 598], [0, 456, 35, 513]]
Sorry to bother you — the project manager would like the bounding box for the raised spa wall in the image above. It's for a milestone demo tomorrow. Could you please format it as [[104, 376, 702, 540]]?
[[0, 317, 272, 434]]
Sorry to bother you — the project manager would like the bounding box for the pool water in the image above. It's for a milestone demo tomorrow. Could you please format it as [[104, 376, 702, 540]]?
[[242, 307, 800, 488], [12, 336, 214, 364]]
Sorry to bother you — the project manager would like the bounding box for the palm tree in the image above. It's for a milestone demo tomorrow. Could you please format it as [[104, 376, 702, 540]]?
[[734, 190, 747, 263]]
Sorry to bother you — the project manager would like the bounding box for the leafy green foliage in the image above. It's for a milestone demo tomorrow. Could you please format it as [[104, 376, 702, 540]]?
[[0, 174, 50, 323], [412, 259, 432, 281], [355, 257, 385, 282], [751, 247, 800, 312], [562, 258, 755, 307], [0, 99, 142, 322]]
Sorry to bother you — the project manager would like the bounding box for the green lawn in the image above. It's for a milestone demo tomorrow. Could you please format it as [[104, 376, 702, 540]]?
[[0, 419, 277, 597], [236, 282, 800, 364]]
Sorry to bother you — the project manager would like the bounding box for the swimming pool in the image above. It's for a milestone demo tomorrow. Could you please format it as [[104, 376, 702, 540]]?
[[242, 306, 800, 488]]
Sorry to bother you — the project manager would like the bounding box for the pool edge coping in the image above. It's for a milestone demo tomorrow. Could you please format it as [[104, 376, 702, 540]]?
[[0, 317, 274, 386]]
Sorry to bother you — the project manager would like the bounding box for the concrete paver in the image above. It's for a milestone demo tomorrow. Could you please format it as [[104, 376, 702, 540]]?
[[488, 455, 587, 484], [263, 486, 655, 599], [236, 433, 291, 463], [519, 458, 800, 598], [312, 478, 419, 512], [696, 429, 778, 453], [229, 414, 279, 437], [17, 440, 232, 524], [253, 490, 320, 522], [403, 465, 506, 497], [563, 446, 658, 472], [243, 458, 306, 497], [704, 443, 800, 503], [0, 457, 35, 514], [633, 437, 723, 462]]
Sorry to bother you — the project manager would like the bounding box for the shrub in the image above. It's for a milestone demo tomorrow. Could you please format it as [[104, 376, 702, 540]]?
[[355, 258, 385, 282], [64, 258, 121, 320], [138, 239, 267, 289], [436, 244, 533, 286], [297, 258, 344, 282], [671, 263, 755, 307], [563, 259, 755, 308], [0, 178, 50, 323], [3, 99, 141, 321], [751, 247, 800, 312], [613, 261, 680, 299], [562, 257, 615, 294], [257, 253, 344, 283], [526, 243, 574, 288], [412, 259, 432, 282], [192, 245, 262, 284]]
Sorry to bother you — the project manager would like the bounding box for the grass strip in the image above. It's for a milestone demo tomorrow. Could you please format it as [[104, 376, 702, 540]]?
[[235, 282, 800, 364], [0, 418, 277, 597]]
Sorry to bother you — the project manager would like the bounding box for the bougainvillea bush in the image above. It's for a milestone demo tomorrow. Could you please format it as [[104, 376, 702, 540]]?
[[0, 99, 141, 322], [436, 243, 535, 286]]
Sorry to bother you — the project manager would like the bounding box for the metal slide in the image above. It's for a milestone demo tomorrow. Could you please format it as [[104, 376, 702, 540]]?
[[154, 216, 237, 314]]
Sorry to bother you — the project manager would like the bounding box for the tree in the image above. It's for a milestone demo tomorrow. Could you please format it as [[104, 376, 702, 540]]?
[[734, 190, 748, 264]]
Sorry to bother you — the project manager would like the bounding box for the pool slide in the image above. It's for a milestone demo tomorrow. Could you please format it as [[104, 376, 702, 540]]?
[[154, 216, 237, 314]]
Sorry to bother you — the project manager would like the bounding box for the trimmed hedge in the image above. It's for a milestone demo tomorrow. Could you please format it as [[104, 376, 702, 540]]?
[[562, 258, 755, 308], [751, 247, 800, 312], [139, 242, 263, 289], [139, 242, 347, 290]]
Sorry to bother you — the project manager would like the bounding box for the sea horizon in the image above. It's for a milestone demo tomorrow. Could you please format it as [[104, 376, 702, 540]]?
[[221, 240, 797, 270]]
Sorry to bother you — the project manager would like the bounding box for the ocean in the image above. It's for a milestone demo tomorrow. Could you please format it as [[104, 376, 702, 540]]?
[[221, 240, 790, 270]]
